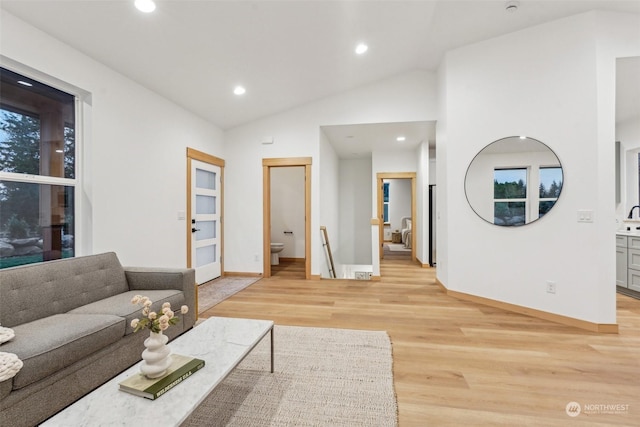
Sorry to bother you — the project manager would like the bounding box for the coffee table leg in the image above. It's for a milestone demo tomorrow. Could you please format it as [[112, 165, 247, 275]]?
[[270, 326, 274, 373]]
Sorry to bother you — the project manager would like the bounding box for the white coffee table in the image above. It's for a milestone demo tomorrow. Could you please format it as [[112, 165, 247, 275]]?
[[41, 316, 274, 426]]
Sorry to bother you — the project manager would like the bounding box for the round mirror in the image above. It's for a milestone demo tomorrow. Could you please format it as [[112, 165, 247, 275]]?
[[464, 136, 563, 226]]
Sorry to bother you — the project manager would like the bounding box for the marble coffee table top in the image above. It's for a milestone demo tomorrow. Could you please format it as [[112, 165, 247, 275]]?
[[41, 316, 274, 426]]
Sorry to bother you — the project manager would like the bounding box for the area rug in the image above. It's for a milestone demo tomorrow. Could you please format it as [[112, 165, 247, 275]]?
[[182, 325, 398, 427], [385, 243, 411, 252], [198, 277, 261, 314]]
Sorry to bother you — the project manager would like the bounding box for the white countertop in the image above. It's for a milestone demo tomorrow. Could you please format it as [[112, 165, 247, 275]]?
[[617, 230, 640, 236]]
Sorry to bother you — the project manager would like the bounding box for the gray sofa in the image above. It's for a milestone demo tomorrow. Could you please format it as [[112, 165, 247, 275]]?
[[0, 252, 196, 427]]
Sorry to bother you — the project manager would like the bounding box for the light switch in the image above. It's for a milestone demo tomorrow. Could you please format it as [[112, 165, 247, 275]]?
[[577, 210, 594, 223], [177, 210, 186, 220]]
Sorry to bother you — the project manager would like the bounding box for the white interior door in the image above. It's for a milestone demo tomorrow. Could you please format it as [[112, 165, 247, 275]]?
[[191, 160, 221, 284]]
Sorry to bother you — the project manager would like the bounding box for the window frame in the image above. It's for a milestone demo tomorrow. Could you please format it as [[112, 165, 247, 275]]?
[[538, 166, 563, 218], [493, 167, 528, 226], [0, 61, 86, 265]]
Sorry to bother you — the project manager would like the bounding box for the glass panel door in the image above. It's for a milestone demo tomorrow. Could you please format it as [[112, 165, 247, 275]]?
[[191, 160, 221, 283]]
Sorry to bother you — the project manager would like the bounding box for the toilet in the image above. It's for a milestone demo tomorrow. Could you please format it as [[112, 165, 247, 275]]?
[[270, 243, 285, 265]]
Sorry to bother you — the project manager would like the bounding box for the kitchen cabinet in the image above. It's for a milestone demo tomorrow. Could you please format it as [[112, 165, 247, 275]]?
[[616, 235, 627, 287], [617, 234, 640, 292]]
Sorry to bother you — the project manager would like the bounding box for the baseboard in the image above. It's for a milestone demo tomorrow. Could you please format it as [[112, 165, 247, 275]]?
[[310, 274, 321, 280], [223, 272, 263, 277], [370, 275, 381, 281], [415, 256, 432, 268], [437, 279, 618, 334], [279, 257, 305, 263]]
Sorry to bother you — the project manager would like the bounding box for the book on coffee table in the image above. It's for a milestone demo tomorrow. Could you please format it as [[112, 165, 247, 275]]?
[[118, 354, 205, 400]]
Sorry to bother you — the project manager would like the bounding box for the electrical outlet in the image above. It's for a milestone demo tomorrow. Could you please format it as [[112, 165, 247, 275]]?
[[546, 281, 556, 294]]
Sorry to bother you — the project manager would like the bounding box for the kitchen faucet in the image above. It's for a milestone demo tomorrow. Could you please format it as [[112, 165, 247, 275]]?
[[628, 205, 640, 219]]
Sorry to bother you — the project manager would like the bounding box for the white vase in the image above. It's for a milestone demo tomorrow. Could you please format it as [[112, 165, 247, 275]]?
[[140, 330, 172, 378]]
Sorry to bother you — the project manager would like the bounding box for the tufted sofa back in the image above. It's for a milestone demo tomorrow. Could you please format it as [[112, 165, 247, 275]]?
[[0, 252, 129, 328]]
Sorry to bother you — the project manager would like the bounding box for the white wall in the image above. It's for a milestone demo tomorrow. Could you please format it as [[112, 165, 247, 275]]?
[[224, 70, 436, 275], [339, 158, 372, 265], [0, 11, 224, 268], [438, 11, 640, 324], [270, 166, 305, 258], [319, 128, 340, 277]]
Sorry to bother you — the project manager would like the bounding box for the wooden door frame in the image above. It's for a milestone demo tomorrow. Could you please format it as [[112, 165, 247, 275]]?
[[377, 172, 416, 262], [263, 157, 312, 279], [186, 148, 225, 274]]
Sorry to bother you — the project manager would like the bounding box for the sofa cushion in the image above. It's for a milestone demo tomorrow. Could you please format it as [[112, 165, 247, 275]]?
[[68, 290, 186, 335], [0, 314, 125, 390], [0, 252, 129, 328]]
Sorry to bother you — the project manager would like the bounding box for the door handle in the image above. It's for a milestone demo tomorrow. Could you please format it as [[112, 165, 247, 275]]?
[[191, 227, 200, 233]]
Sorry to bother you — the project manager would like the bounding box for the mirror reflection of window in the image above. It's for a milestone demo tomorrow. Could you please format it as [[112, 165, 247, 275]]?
[[493, 168, 527, 226], [539, 167, 563, 218], [465, 136, 563, 227]]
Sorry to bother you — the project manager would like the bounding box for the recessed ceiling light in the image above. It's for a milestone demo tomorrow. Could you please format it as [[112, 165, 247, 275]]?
[[519, 135, 526, 139], [396, 136, 406, 142], [17, 80, 33, 87], [233, 86, 246, 96], [135, 0, 156, 13], [355, 43, 368, 55]]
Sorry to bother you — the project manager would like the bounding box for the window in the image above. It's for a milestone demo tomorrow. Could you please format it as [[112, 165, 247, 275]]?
[[493, 168, 527, 226], [383, 182, 389, 223], [0, 67, 77, 268], [538, 167, 563, 218]]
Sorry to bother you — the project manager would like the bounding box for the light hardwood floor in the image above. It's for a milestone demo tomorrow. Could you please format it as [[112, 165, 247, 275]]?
[[201, 256, 640, 426]]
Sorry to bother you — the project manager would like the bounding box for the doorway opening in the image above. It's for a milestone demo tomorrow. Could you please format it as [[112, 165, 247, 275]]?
[[377, 172, 416, 263], [186, 148, 225, 284], [263, 157, 311, 279]]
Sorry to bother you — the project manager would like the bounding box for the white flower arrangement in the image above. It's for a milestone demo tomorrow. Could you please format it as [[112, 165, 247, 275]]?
[[130, 295, 189, 334]]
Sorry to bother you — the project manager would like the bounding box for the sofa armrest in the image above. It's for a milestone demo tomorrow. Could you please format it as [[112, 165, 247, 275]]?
[[124, 268, 196, 326]]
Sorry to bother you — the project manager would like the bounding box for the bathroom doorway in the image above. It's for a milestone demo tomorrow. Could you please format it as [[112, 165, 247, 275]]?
[[262, 157, 311, 279]]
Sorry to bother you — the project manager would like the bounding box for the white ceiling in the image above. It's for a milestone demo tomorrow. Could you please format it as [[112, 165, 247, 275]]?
[[322, 121, 436, 159], [2, 0, 639, 157]]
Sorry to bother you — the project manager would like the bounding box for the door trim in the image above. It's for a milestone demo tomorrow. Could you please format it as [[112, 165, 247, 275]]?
[[262, 157, 312, 279], [376, 172, 416, 262], [186, 148, 225, 273]]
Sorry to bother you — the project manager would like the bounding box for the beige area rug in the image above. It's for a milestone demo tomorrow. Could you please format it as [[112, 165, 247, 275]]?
[[385, 243, 411, 252], [182, 325, 398, 427], [198, 277, 261, 314]]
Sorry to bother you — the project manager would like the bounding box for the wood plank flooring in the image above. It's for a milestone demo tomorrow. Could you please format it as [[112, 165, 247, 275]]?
[[270, 259, 305, 279], [202, 256, 640, 426]]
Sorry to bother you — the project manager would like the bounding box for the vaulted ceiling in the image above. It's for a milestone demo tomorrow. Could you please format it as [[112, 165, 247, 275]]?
[[3, 0, 638, 132]]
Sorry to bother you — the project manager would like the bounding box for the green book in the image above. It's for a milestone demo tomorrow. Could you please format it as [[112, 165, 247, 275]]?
[[118, 354, 205, 400]]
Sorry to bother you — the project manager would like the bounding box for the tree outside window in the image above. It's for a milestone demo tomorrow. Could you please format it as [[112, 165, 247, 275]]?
[[0, 67, 76, 268], [493, 168, 527, 226]]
